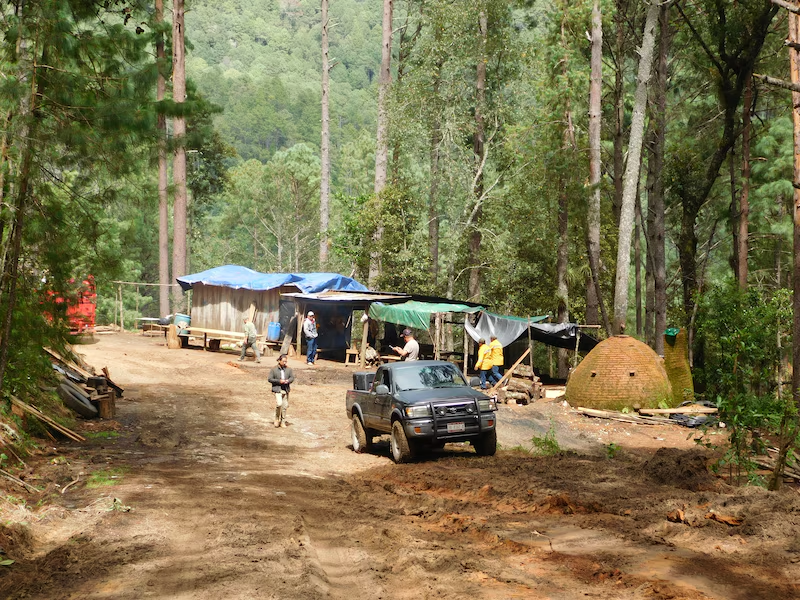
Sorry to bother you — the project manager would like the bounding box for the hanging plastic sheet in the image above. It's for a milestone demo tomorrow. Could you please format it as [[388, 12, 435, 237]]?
[[465, 311, 598, 351]]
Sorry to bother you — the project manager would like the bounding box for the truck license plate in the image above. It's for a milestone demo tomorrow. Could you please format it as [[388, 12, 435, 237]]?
[[447, 422, 465, 433]]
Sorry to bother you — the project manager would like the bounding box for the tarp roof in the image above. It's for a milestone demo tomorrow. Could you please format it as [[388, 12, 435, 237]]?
[[369, 300, 483, 330], [176, 265, 368, 293], [465, 311, 598, 351], [281, 290, 410, 308]]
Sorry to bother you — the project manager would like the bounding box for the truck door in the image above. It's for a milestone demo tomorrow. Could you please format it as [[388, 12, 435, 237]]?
[[373, 368, 393, 431]]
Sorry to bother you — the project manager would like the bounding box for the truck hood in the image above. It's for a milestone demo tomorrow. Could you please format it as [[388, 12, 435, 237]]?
[[395, 387, 489, 405]]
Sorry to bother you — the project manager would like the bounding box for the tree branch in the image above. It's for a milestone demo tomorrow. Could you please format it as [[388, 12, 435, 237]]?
[[772, 0, 800, 16], [675, 1, 725, 76], [754, 72, 800, 93]]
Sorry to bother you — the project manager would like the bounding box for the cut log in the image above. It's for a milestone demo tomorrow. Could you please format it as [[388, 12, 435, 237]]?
[[577, 407, 672, 425], [513, 364, 535, 379], [167, 324, 181, 349], [504, 391, 530, 405], [506, 378, 534, 395]]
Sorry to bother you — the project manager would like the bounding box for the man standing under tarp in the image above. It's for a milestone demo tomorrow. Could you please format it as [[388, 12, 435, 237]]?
[[239, 317, 261, 363], [303, 311, 318, 365], [489, 335, 504, 382]]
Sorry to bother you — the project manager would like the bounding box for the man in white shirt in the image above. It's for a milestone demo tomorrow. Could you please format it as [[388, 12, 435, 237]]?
[[303, 311, 318, 365], [392, 328, 419, 361]]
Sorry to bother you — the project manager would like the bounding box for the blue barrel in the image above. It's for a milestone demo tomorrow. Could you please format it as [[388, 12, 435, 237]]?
[[267, 321, 281, 342], [174, 313, 191, 329]]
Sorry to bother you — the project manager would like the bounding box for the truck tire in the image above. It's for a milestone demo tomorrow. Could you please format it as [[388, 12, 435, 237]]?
[[390, 420, 414, 463], [351, 414, 372, 453], [473, 428, 497, 456], [57, 383, 98, 418]]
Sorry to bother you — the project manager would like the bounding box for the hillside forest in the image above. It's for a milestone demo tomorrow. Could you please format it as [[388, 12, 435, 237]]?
[[2, 0, 800, 483]]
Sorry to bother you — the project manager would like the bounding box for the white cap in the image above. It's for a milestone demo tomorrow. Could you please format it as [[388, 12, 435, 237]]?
[[307, 311, 315, 316]]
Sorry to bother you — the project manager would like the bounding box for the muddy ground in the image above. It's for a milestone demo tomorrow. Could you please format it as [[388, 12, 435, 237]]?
[[1, 332, 799, 599]]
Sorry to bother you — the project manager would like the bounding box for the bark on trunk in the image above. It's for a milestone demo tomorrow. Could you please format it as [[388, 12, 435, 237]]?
[[369, 0, 393, 288], [613, 1, 660, 335], [737, 75, 752, 290], [171, 0, 187, 313], [428, 56, 443, 287], [650, 3, 669, 356], [586, 0, 608, 332], [320, 0, 331, 267], [468, 9, 487, 302], [156, 0, 170, 318], [557, 11, 573, 379], [612, 0, 628, 227], [770, 6, 800, 492], [634, 188, 643, 337]]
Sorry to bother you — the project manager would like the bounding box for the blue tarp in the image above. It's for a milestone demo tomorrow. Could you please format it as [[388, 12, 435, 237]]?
[[176, 265, 368, 293]]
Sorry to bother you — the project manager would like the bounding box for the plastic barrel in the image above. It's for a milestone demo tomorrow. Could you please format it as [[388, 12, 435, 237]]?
[[267, 321, 281, 342], [174, 313, 191, 330]]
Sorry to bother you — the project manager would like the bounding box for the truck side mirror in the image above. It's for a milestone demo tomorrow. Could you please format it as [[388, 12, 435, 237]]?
[[375, 384, 390, 395]]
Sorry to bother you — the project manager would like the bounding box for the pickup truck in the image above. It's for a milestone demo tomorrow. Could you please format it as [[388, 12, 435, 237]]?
[[346, 360, 498, 463]]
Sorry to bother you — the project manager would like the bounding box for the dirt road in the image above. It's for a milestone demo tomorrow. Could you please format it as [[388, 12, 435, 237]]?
[[2, 333, 799, 599]]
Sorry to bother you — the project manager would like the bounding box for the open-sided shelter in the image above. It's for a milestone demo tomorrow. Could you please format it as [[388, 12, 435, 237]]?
[[176, 266, 367, 338]]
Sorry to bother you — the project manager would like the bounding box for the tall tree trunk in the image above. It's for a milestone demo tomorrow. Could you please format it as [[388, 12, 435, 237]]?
[[649, 3, 669, 356], [770, 5, 800, 492], [369, 0, 393, 288], [156, 0, 170, 318], [612, 1, 660, 335], [429, 101, 441, 287], [612, 0, 628, 227], [729, 149, 739, 281], [0, 19, 38, 392], [737, 75, 752, 290], [468, 8, 487, 302], [586, 0, 610, 334], [171, 0, 187, 313], [319, 0, 331, 267], [557, 11, 573, 378], [634, 187, 643, 337]]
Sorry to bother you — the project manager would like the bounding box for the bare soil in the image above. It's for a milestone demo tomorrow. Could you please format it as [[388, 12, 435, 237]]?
[[1, 332, 799, 599]]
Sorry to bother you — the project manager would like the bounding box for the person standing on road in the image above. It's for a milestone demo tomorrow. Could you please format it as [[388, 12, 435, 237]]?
[[303, 311, 318, 365], [391, 328, 419, 361], [268, 354, 295, 428], [489, 335, 504, 384], [475, 338, 493, 389], [238, 317, 261, 363]]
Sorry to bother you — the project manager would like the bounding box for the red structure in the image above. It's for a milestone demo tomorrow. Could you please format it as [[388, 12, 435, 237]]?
[[66, 276, 96, 334]]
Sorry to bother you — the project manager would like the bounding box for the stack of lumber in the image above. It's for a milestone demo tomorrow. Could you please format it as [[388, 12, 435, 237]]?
[[576, 407, 673, 425]]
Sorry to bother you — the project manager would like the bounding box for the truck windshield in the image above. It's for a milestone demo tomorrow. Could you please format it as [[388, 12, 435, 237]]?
[[394, 364, 468, 392]]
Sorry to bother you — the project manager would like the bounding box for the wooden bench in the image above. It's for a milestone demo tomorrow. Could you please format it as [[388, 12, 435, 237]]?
[[345, 348, 359, 366]]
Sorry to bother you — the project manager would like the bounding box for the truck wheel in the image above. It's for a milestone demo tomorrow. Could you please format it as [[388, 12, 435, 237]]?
[[351, 415, 371, 453], [473, 428, 497, 456], [390, 420, 414, 463]]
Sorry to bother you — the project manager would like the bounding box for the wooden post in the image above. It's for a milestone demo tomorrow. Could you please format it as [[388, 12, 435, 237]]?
[[462, 317, 470, 377], [295, 302, 303, 358], [119, 284, 124, 331], [527, 317, 534, 371], [359, 310, 369, 369], [488, 348, 531, 394], [434, 313, 441, 360], [573, 328, 582, 371]]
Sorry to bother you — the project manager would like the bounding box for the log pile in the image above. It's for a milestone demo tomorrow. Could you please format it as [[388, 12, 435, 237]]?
[[499, 361, 541, 405]]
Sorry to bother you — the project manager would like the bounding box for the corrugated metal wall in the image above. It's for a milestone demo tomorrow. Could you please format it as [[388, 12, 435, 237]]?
[[189, 283, 285, 333]]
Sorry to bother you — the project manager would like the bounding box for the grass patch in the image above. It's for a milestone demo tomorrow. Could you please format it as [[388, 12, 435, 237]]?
[[85, 431, 120, 440], [86, 467, 128, 489]]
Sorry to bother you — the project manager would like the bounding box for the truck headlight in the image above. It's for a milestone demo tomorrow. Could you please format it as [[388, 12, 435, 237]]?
[[404, 405, 432, 418], [478, 398, 497, 412]]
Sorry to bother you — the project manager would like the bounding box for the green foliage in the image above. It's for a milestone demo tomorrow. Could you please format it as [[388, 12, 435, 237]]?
[[695, 284, 792, 483], [529, 422, 561, 456], [604, 442, 620, 459]]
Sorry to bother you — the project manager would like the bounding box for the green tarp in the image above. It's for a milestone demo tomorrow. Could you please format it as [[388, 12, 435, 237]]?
[[369, 301, 483, 330]]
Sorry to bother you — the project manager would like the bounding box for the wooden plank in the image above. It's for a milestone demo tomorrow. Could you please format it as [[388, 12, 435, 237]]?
[[577, 406, 672, 425], [638, 406, 718, 415], [44, 347, 93, 380], [487, 348, 531, 395], [10, 396, 85, 442]]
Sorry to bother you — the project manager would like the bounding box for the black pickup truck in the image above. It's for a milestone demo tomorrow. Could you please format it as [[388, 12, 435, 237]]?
[[346, 360, 498, 463]]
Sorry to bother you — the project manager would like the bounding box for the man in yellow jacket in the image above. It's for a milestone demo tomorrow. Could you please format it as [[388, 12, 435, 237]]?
[[489, 335, 504, 385], [475, 338, 493, 389]]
